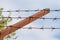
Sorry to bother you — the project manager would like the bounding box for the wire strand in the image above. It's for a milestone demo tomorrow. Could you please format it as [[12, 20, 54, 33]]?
[[0, 17, 60, 20], [0, 9, 60, 12], [5, 26, 60, 30]]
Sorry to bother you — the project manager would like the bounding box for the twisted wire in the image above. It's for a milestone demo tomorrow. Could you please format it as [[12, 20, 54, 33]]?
[[2, 26, 60, 30], [0, 17, 60, 20], [0, 9, 60, 12]]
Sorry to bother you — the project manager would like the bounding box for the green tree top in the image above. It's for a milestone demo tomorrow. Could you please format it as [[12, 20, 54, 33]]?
[[0, 8, 12, 30]]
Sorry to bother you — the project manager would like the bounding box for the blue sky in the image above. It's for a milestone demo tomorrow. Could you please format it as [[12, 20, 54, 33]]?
[[0, 0, 60, 40]]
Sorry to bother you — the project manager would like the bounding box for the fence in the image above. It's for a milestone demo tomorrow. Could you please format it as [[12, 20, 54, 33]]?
[[0, 9, 60, 31]]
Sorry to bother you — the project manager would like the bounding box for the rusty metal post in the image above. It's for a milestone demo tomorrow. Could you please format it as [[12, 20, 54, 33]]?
[[0, 8, 50, 40], [0, 32, 4, 40]]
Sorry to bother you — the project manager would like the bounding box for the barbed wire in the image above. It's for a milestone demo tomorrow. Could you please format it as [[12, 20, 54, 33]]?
[[22, 27, 60, 31], [0, 9, 60, 12], [4, 26, 60, 31], [0, 9, 60, 31], [0, 17, 60, 20], [22, 27, 60, 29]]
